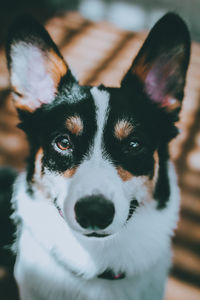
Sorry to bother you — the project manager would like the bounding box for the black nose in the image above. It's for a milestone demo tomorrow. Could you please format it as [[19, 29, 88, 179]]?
[[74, 195, 115, 230]]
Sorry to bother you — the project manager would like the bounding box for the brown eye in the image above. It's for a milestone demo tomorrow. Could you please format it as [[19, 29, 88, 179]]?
[[55, 136, 72, 151]]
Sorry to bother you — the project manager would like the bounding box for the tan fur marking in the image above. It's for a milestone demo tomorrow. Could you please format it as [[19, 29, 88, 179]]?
[[46, 50, 67, 88], [114, 120, 134, 140], [63, 167, 77, 178], [12, 86, 23, 98], [139, 152, 160, 203], [152, 150, 159, 187], [34, 148, 44, 179], [66, 115, 83, 136], [13, 100, 35, 112], [11, 87, 34, 112], [117, 167, 133, 181]]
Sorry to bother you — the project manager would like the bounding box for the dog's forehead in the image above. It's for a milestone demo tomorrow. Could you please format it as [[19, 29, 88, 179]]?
[[53, 77, 146, 132], [86, 86, 137, 128], [54, 86, 118, 130], [41, 80, 154, 142]]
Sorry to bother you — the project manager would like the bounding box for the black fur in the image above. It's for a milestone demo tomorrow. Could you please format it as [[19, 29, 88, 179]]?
[[6, 13, 191, 209], [18, 76, 97, 181], [0, 167, 17, 268], [126, 13, 191, 106]]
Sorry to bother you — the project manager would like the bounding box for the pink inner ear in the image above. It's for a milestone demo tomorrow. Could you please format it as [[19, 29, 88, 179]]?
[[143, 54, 177, 105], [22, 47, 56, 107], [145, 67, 180, 111], [145, 69, 166, 104], [11, 44, 57, 111]]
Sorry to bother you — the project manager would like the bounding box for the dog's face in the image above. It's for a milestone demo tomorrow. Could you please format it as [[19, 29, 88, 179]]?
[[7, 14, 190, 240]]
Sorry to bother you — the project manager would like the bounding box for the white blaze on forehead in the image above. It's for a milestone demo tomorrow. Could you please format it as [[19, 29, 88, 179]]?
[[90, 87, 110, 160]]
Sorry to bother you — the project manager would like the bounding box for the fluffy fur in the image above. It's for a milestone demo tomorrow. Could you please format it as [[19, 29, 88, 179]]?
[[6, 13, 190, 300], [13, 161, 178, 300]]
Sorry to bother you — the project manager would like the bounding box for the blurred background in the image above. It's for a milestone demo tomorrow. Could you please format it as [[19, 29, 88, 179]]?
[[0, 0, 200, 299]]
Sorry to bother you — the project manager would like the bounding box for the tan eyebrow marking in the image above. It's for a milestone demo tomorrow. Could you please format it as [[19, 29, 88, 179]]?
[[66, 115, 83, 136], [117, 167, 133, 181], [114, 120, 134, 140]]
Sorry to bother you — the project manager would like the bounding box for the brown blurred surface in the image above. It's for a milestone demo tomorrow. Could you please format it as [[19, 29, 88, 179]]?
[[0, 12, 200, 299]]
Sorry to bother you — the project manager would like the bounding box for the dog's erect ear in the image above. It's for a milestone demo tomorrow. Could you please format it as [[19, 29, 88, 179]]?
[[122, 13, 190, 112], [6, 16, 68, 112]]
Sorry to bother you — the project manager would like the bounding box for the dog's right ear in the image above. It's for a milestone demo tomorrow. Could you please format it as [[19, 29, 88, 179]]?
[[6, 16, 68, 112]]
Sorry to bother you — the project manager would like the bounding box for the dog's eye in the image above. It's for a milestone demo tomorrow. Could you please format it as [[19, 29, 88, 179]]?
[[129, 140, 140, 149], [55, 136, 72, 151], [125, 139, 143, 153]]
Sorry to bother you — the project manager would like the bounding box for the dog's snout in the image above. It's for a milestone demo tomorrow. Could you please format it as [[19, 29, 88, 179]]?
[[74, 195, 115, 230]]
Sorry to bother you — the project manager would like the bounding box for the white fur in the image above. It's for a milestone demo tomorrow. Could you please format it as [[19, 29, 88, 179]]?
[[13, 162, 179, 300], [90, 87, 109, 159], [12, 88, 180, 300], [10, 42, 56, 110]]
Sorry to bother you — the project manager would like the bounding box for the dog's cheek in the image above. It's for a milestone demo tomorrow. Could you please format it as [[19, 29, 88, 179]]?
[[63, 167, 78, 178], [34, 148, 44, 181], [120, 151, 159, 205], [123, 176, 152, 205], [31, 148, 68, 203], [116, 167, 133, 181]]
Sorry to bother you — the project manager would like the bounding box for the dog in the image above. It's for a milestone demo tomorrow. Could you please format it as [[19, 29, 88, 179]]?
[[6, 12, 190, 300]]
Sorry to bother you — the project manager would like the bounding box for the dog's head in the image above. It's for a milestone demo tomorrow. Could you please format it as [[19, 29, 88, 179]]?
[[6, 13, 190, 240]]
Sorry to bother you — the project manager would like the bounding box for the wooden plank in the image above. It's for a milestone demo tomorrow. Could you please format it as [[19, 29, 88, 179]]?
[[176, 217, 200, 246], [165, 277, 200, 300], [173, 245, 200, 281], [181, 189, 200, 216]]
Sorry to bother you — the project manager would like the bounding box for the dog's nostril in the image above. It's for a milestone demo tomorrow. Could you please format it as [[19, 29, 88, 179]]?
[[76, 216, 89, 228], [74, 195, 115, 230]]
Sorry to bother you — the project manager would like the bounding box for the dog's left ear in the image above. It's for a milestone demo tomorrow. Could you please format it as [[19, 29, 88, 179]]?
[[122, 13, 191, 112], [6, 16, 68, 112]]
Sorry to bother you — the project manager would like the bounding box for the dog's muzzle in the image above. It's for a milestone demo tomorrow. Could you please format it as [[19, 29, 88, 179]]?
[[54, 196, 138, 238]]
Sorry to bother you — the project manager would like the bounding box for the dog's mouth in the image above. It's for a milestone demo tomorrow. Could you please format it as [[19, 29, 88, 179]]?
[[53, 198, 138, 238], [85, 232, 109, 238]]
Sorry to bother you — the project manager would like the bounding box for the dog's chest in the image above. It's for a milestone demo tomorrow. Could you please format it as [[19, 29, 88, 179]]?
[[13, 163, 179, 300], [15, 229, 170, 300]]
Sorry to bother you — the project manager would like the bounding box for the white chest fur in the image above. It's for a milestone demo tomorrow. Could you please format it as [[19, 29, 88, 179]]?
[[12, 162, 180, 300]]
